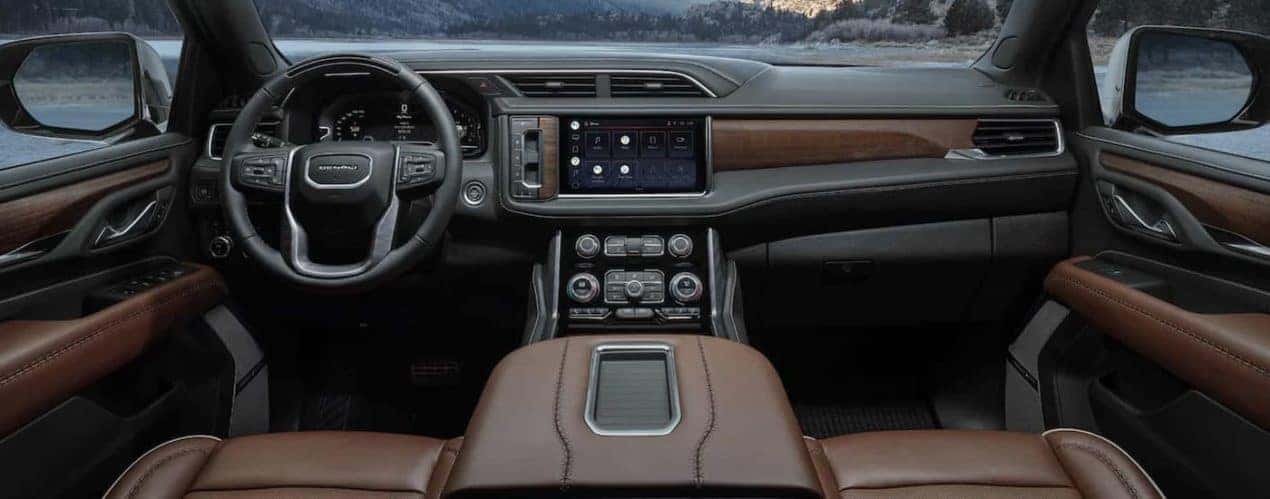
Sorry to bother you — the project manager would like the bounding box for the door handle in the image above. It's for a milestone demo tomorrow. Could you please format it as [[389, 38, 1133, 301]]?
[[94, 199, 158, 247], [1110, 194, 1178, 241]]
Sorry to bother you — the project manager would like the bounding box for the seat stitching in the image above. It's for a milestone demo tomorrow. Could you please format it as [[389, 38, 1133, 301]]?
[[553, 338, 572, 490], [1056, 442, 1139, 499], [693, 336, 717, 487], [125, 447, 212, 499], [0, 280, 224, 388], [1053, 276, 1267, 377]]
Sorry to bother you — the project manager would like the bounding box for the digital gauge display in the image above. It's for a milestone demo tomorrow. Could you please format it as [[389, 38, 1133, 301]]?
[[319, 92, 485, 156]]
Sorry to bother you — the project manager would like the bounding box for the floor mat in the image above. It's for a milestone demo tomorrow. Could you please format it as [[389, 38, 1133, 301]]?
[[794, 400, 937, 439]]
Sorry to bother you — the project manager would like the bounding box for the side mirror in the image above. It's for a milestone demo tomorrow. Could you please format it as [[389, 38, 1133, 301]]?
[[1104, 26, 1270, 135], [0, 32, 172, 142]]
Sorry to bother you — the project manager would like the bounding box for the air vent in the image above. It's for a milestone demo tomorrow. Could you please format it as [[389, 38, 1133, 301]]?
[[206, 122, 279, 160], [504, 74, 597, 97], [611, 74, 709, 97], [1004, 88, 1046, 102], [971, 120, 1061, 157]]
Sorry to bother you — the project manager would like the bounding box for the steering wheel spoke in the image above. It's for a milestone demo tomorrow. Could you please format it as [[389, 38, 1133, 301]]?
[[394, 143, 446, 193], [230, 146, 295, 194]]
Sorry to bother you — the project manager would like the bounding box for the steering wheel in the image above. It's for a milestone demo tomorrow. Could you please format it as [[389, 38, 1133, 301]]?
[[220, 54, 462, 292]]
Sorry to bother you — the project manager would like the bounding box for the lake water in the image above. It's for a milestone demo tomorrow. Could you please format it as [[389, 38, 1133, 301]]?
[[1, 39, 1267, 171]]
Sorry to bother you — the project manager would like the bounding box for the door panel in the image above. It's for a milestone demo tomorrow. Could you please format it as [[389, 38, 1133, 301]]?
[[0, 135, 234, 497], [1040, 127, 1270, 496]]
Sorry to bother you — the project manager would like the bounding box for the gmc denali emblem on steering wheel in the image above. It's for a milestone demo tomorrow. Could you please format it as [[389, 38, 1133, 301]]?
[[305, 153, 373, 188]]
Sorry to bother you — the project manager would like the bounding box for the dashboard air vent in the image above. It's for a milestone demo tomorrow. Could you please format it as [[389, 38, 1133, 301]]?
[[610, 74, 708, 97], [971, 120, 1061, 157], [207, 122, 279, 160], [504, 74, 597, 97]]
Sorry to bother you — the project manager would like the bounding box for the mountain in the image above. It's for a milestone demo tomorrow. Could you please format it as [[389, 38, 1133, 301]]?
[[3, 0, 1230, 43], [752, 0, 841, 16]]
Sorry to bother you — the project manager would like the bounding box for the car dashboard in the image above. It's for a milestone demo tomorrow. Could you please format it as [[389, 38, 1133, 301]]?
[[188, 49, 1077, 339]]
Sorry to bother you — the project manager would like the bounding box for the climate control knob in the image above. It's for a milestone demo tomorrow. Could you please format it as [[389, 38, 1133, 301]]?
[[575, 234, 601, 259], [668, 234, 694, 258], [566, 273, 600, 303], [669, 272, 703, 303]]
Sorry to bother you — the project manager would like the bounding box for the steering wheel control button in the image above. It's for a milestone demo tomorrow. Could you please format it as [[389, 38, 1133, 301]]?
[[238, 155, 287, 189], [670, 272, 704, 303], [462, 180, 486, 207], [567, 273, 600, 304], [668, 234, 694, 258], [575, 234, 601, 259], [397, 153, 437, 187]]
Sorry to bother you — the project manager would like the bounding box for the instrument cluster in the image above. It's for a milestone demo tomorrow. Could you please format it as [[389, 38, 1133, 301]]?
[[316, 91, 486, 158]]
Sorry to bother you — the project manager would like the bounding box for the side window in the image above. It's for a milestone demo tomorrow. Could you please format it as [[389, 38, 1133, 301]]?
[[1088, 2, 1270, 162], [0, 7, 183, 170]]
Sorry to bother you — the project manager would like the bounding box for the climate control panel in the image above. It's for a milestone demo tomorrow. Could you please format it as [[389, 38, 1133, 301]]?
[[560, 230, 710, 331]]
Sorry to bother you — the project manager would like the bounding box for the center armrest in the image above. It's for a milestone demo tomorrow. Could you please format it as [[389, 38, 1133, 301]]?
[[444, 335, 821, 498]]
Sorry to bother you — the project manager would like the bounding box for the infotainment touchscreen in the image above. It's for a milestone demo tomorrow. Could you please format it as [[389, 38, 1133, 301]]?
[[559, 117, 706, 195]]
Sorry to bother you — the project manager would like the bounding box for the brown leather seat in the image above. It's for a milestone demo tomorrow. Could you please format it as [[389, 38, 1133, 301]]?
[[105, 431, 460, 499], [806, 429, 1163, 499]]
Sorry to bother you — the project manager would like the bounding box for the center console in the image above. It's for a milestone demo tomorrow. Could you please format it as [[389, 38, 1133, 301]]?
[[560, 229, 712, 331], [443, 335, 822, 498]]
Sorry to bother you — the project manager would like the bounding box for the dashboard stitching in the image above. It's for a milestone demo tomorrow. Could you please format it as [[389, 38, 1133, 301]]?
[[553, 338, 573, 490], [693, 336, 717, 487]]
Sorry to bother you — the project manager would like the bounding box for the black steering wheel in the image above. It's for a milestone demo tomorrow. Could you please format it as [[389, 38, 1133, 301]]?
[[220, 54, 462, 292]]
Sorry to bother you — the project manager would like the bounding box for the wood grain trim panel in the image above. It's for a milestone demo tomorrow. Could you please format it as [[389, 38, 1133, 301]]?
[[1102, 153, 1270, 245], [711, 119, 978, 171], [539, 116, 559, 199], [0, 160, 169, 255]]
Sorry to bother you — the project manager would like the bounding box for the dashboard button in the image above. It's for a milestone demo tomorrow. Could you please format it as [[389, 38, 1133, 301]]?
[[668, 234, 693, 258], [669, 131, 694, 158], [641, 131, 667, 157], [613, 131, 638, 158], [641, 236, 665, 257], [566, 273, 600, 303], [604, 236, 626, 257], [615, 308, 655, 320], [575, 234, 601, 258], [585, 132, 610, 157], [624, 280, 645, 300], [670, 272, 703, 303]]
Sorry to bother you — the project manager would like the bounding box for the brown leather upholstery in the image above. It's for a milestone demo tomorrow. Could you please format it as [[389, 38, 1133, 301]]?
[[808, 429, 1162, 499], [444, 335, 823, 497], [0, 264, 225, 436], [105, 432, 461, 499], [1046, 256, 1270, 429]]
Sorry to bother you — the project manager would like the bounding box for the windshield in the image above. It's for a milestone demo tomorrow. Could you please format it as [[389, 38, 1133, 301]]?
[[253, 0, 1014, 67]]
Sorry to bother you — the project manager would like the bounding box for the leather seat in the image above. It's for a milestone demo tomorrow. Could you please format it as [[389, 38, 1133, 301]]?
[[105, 431, 460, 499], [806, 429, 1162, 499]]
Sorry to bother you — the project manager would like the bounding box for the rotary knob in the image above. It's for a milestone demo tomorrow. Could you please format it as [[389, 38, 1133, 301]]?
[[669, 272, 703, 303], [624, 279, 645, 300], [668, 234, 693, 258], [575, 234, 601, 259], [566, 273, 600, 303], [208, 236, 233, 259]]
